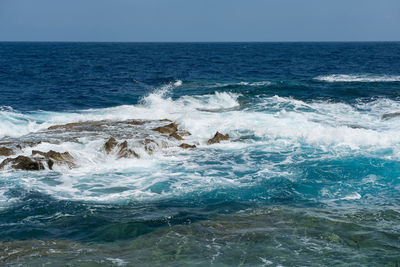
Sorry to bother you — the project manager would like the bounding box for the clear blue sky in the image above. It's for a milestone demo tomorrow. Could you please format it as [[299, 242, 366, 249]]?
[[0, 0, 399, 42]]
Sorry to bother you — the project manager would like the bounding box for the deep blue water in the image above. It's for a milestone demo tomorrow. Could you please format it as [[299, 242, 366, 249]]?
[[0, 42, 400, 266]]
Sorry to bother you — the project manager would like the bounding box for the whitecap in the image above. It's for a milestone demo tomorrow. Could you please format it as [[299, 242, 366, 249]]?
[[340, 192, 361, 200], [314, 74, 400, 82]]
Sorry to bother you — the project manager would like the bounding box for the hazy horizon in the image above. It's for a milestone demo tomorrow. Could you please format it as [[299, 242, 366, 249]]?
[[1, 0, 399, 42]]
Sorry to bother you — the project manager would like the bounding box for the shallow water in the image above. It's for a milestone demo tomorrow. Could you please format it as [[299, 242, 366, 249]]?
[[0, 42, 400, 266]]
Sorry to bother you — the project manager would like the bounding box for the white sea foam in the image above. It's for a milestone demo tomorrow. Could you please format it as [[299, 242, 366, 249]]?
[[237, 81, 272, 86], [315, 74, 400, 82], [340, 192, 362, 200], [106, 258, 128, 266], [212, 81, 272, 88]]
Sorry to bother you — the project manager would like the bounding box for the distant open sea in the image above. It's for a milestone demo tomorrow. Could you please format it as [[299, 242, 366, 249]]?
[[0, 42, 400, 266]]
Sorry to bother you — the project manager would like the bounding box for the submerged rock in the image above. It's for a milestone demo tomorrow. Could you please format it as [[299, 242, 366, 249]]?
[[178, 131, 192, 136], [207, 132, 230, 144], [179, 143, 196, 149], [153, 123, 178, 134], [117, 141, 139, 159], [170, 132, 184, 140], [126, 120, 148, 125], [104, 137, 118, 154], [381, 112, 400, 120], [143, 139, 157, 154], [0, 147, 14, 157], [0, 156, 46, 171]]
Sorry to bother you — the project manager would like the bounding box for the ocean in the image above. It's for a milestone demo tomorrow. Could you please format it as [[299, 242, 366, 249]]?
[[0, 42, 399, 266]]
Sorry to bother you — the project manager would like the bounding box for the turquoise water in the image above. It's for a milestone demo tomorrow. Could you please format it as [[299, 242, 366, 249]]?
[[0, 42, 400, 266]]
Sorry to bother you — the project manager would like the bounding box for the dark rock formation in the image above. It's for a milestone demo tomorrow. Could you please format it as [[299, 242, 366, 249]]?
[[117, 141, 139, 159], [104, 137, 118, 154], [382, 112, 400, 120], [0, 147, 14, 157], [179, 143, 196, 149], [153, 123, 178, 134], [207, 132, 230, 144], [0, 156, 45, 171], [32, 150, 75, 169], [32, 150, 73, 161], [170, 132, 184, 140]]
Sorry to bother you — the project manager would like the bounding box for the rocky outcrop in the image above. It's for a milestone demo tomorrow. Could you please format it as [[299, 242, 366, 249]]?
[[0, 117, 236, 172], [179, 143, 196, 149], [117, 141, 139, 159], [382, 112, 400, 120], [48, 121, 107, 131], [0, 147, 14, 157], [207, 132, 230, 144], [31, 150, 75, 169], [0, 156, 46, 171], [103, 138, 139, 158], [153, 123, 178, 134], [104, 137, 118, 154]]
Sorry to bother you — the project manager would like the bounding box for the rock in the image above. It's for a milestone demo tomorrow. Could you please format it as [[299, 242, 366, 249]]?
[[153, 123, 178, 134], [159, 119, 172, 122], [170, 132, 184, 140], [48, 121, 106, 131], [161, 141, 170, 149], [0, 147, 14, 157], [32, 150, 73, 161], [31, 150, 75, 169], [143, 139, 157, 154], [104, 137, 118, 154], [126, 120, 148, 125], [117, 141, 139, 159], [0, 141, 42, 150], [0, 156, 46, 171], [179, 143, 196, 149], [346, 124, 367, 129], [178, 131, 191, 136], [382, 112, 400, 120], [207, 132, 230, 144]]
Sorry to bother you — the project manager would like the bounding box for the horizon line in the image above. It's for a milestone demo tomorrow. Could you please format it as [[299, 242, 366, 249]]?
[[0, 40, 399, 43]]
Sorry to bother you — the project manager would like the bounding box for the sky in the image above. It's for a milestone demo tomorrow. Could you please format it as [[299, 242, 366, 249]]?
[[0, 0, 399, 42]]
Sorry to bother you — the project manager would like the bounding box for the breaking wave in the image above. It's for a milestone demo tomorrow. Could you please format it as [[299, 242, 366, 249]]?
[[314, 74, 400, 82], [1, 80, 400, 205]]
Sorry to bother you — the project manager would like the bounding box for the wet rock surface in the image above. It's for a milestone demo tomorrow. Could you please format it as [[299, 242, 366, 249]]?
[[179, 143, 196, 149], [208, 132, 230, 144], [382, 112, 400, 120], [31, 150, 75, 169], [153, 123, 178, 134], [170, 132, 184, 140], [104, 137, 118, 154], [0, 156, 46, 171], [0, 147, 14, 157], [117, 141, 139, 159]]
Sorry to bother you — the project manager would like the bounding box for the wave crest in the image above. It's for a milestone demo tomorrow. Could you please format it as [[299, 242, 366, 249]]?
[[314, 74, 400, 82]]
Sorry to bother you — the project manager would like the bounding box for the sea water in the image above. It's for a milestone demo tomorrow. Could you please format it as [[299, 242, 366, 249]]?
[[0, 42, 399, 266]]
